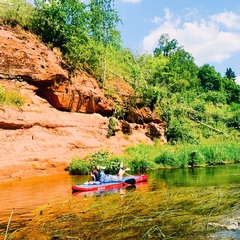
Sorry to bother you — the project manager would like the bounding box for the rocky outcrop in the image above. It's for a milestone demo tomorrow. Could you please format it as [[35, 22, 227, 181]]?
[[0, 27, 68, 86], [121, 120, 133, 135], [40, 72, 113, 115], [147, 122, 167, 142], [124, 106, 167, 142], [125, 106, 162, 124], [0, 26, 112, 114], [112, 119, 167, 143]]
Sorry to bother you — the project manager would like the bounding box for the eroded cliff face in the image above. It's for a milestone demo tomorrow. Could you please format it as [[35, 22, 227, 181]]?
[[0, 26, 113, 114], [0, 26, 166, 182]]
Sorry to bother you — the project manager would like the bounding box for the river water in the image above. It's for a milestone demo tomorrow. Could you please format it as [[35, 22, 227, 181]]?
[[0, 172, 88, 234], [0, 164, 240, 239]]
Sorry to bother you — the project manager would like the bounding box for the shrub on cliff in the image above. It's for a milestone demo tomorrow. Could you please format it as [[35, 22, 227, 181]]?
[[0, 84, 25, 107], [0, 0, 33, 28]]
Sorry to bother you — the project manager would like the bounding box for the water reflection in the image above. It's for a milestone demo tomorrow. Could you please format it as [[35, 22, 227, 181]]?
[[72, 181, 149, 198], [149, 164, 240, 187]]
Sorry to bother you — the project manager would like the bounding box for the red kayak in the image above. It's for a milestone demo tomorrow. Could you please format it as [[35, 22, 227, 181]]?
[[72, 174, 148, 192]]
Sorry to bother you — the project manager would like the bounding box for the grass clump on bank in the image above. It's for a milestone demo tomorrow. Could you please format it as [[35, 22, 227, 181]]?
[[68, 138, 240, 175], [125, 139, 240, 169], [68, 151, 124, 175], [0, 85, 25, 107]]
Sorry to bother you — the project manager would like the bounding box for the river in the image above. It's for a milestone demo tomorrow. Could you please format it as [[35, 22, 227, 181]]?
[[0, 164, 240, 239], [0, 173, 88, 234]]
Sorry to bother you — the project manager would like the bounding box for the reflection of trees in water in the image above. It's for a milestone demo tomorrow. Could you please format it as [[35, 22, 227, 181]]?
[[149, 164, 240, 187]]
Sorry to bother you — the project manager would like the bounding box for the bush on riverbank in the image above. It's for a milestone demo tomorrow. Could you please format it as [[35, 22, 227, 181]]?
[[126, 139, 240, 169], [68, 139, 240, 174], [68, 151, 124, 175], [67, 157, 89, 175]]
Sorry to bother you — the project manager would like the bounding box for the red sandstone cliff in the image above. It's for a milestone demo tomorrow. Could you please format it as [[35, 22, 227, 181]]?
[[0, 25, 166, 182]]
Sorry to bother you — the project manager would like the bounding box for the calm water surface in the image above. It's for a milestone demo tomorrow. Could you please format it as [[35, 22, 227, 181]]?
[[0, 172, 89, 233], [148, 164, 240, 187], [0, 164, 239, 237]]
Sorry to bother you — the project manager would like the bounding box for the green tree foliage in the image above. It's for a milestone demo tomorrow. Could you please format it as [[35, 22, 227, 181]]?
[[227, 110, 240, 129], [0, 0, 33, 27], [225, 67, 236, 81], [166, 48, 199, 92], [65, 38, 103, 75], [166, 118, 197, 145], [198, 64, 222, 91], [140, 35, 199, 101], [107, 47, 143, 86], [222, 76, 240, 103], [88, 0, 121, 48], [137, 53, 168, 86], [154, 34, 178, 57], [88, 0, 122, 82], [201, 91, 227, 105], [31, 0, 121, 76], [32, 0, 88, 52]]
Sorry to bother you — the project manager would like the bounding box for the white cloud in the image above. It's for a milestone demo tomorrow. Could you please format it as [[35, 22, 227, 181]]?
[[142, 8, 240, 66], [236, 76, 240, 85], [183, 8, 201, 22], [151, 16, 162, 25], [121, 0, 142, 3], [210, 11, 240, 30]]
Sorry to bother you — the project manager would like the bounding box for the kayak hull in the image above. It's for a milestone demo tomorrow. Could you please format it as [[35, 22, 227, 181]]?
[[72, 174, 148, 192]]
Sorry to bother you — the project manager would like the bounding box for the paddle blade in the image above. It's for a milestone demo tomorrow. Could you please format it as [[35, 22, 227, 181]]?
[[125, 178, 136, 185]]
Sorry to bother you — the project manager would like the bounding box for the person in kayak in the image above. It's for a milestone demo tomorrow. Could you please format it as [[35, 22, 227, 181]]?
[[91, 163, 130, 183]]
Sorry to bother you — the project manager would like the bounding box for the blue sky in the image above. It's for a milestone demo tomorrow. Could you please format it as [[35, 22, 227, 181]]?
[[113, 0, 240, 84]]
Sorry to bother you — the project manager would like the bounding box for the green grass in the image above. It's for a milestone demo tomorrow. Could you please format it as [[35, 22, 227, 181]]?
[[122, 138, 240, 170], [68, 138, 240, 175], [0, 84, 25, 107]]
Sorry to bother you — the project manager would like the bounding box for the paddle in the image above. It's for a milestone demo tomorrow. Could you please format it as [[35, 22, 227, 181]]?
[[124, 178, 136, 185]]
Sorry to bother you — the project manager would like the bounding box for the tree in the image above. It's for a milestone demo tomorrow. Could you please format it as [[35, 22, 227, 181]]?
[[225, 68, 236, 81], [165, 118, 197, 144], [154, 34, 178, 57], [166, 48, 199, 92], [222, 76, 240, 103], [88, 0, 122, 82], [227, 110, 240, 129], [32, 0, 88, 52], [137, 53, 168, 86], [198, 64, 222, 91], [88, 0, 121, 47], [152, 36, 199, 92]]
